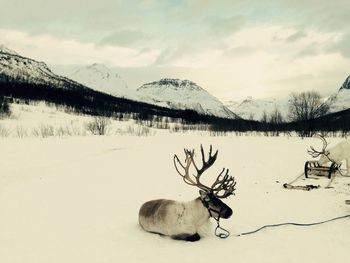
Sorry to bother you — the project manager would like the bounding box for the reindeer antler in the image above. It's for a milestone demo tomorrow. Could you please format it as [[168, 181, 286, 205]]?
[[307, 134, 329, 158], [174, 145, 236, 198], [210, 168, 236, 198]]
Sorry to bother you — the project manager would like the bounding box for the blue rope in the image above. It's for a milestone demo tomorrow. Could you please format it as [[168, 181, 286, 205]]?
[[238, 214, 350, 236]]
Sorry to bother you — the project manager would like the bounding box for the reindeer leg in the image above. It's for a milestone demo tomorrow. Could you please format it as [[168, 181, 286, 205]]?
[[185, 233, 200, 242], [171, 233, 200, 242]]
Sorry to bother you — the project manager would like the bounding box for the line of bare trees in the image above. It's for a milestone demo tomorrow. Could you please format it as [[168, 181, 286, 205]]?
[[288, 91, 329, 122], [287, 91, 330, 137], [257, 91, 331, 137]]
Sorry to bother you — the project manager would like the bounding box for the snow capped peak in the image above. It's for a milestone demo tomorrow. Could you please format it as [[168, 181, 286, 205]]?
[[69, 63, 132, 98], [326, 88, 350, 114], [75, 63, 123, 81], [241, 96, 253, 103], [139, 78, 201, 91], [0, 44, 18, 55], [136, 78, 239, 119], [325, 74, 350, 113], [340, 75, 350, 90]]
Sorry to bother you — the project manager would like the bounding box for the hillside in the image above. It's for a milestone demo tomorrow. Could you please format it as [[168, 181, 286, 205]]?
[[69, 63, 135, 99], [137, 78, 239, 119]]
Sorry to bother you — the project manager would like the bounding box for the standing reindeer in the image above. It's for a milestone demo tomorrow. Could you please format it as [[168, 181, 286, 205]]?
[[138, 145, 236, 241], [308, 135, 350, 175]]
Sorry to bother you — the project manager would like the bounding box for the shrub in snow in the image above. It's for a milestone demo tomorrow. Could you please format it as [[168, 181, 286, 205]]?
[[86, 116, 111, 135], [32, 124, 55, 138], [0, 124, 11, 137], [55, 124, 86, 137], [0, 96, 11, 118], [15, 126, 28, 138], [125, 124, 154, 136]]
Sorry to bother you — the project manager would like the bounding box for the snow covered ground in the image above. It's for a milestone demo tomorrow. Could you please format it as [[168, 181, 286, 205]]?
[[1, 104, 350, 263], [0, 102, 156, 138]]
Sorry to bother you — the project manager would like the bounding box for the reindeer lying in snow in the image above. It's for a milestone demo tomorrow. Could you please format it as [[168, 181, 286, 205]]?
[[308, 135, 350, 175], [138, 145, 236, 241]]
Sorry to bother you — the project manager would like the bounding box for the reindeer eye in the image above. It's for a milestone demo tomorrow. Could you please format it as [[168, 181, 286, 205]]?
[[204, 196, 211, 202]]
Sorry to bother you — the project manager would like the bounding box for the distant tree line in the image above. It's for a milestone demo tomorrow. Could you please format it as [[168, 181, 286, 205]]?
[[1, 79, 349, 137], [0, 80, 257, 132], [255, 91, 349, 137], [210, 90, 349, 137]]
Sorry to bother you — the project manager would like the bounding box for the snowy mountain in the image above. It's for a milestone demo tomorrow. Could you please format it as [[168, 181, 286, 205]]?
[[340, 75, 350, 90], [0, 44, 18, 55], [1, 46, 242, 123], [0, 45, 79, 87], [69, 63, 135, 99], [326, 75, 350, 113], [225, 97, 289, 121], [136, 78, 239, 119]]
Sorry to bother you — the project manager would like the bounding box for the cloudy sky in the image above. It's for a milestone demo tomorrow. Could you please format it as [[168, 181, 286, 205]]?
[[1, 0, 350, 101]]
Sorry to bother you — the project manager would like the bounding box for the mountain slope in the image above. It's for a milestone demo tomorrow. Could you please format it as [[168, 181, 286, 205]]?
[[326, 89, 350, 113], [0, 45, 18, 55], [326, 75, 350, 113], [136, 78, 239, 119], [0, 48, 80, 88], [340, 75, 350, 90], [69, 63, 135, 99], [225, 97, 289, 121]]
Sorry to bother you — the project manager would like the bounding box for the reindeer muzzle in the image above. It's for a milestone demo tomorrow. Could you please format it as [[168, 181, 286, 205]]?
[[221, 206, 233, 219]]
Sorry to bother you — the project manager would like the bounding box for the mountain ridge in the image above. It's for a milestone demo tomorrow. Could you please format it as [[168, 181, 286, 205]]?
[[340, 75, 350, 90], [325, 75, 350, 113], [137, 78, 239, 119], [69, 63, 133, 99]]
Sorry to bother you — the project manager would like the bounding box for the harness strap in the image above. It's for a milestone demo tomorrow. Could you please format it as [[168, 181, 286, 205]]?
[[214, 217, 230, 238], [201, 198, 230, 239]]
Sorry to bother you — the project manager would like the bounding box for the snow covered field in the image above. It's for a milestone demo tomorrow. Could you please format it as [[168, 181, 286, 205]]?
[[0, 103, 156, 138], [1, 132, 350, 263], [1, 103, 350, 263]]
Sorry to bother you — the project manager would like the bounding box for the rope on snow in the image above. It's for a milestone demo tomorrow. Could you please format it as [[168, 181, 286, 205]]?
[[237, 214, 350, 236]]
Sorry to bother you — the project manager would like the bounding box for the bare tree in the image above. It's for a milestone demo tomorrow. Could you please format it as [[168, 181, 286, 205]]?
[[288, 91, 329, 122], [86, 116, 111, 135], [269, 107, 283, 136], [260, 110, 268, 123], [269, 107, 283, 125]]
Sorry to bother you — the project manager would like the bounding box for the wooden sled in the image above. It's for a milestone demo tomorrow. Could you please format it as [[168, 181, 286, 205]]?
[[304, 161, 340, 179]]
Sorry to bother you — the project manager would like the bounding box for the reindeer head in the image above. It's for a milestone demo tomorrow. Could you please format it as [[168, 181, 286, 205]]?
[[174, 145, 236, 219], [307, 134, 330, 159]]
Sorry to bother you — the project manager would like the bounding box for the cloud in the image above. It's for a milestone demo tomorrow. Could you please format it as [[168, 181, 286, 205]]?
[[153, 45, 221, 68], [223, 46, 256, 58], [99, 30, 151, 47], [2, 0, 350, 100], [205, 16, 245, 37], [286, 31, 307, 42], [0, 0, 164, 42], [330, 33, 350, 58], [0, 29, 160, 67], [295, 45, 319, 58]]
